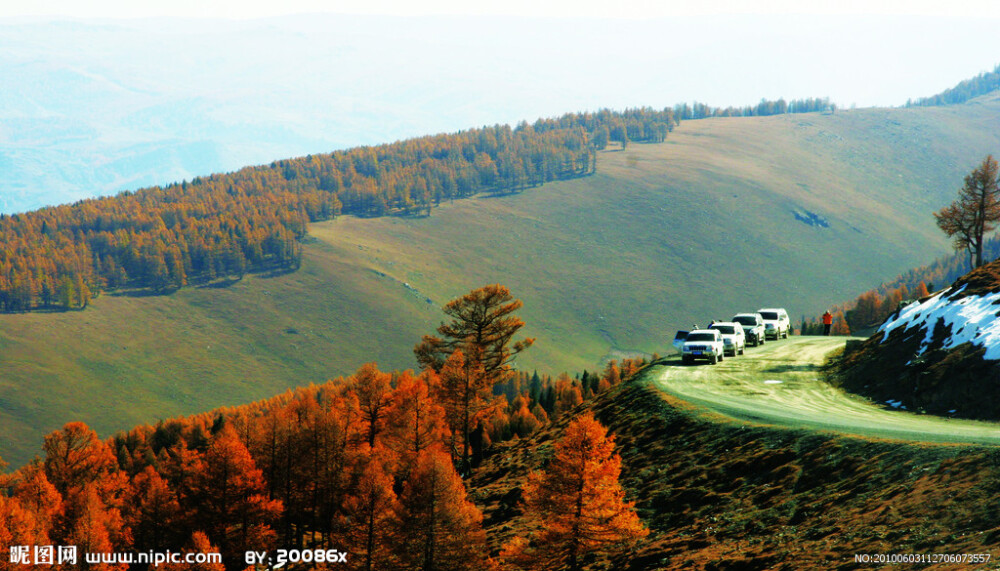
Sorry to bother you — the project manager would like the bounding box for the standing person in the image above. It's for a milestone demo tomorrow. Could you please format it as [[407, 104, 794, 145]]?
[[822, 310, 833, 336]]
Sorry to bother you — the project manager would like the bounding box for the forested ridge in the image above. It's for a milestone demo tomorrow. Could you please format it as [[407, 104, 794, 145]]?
[[0, 108, 675, 313], [907, 63, 1000, 107], [673, 96, 836, 120]]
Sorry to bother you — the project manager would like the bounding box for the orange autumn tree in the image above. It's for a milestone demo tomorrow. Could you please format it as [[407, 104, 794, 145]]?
[[436, 349, 501, 472], [0, 494, 42, 571], [386, 370, 451, 473], [346, 362, 395, 448], [832, 311, 852, 335], [914, 280, 931, 299], [125, 466, 183, 553], [9, 465, 62, 550], [42, 422, 119, 497], [41, 422, 131, 564], [0, 464, 63, 571], [63, 483, 128, 571], [502, 413, 647, 571], [340, 445, 400, 571], [415, 284, 534, 472], [192, 424, 282, 569], [395, 447, 490, 570]]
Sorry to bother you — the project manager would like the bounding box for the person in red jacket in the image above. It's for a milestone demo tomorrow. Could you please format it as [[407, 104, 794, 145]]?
[[822, 310, 833, 336]]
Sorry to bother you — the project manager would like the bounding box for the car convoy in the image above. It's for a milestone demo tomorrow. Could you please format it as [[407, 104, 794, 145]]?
[[673, 308, 791, 365]]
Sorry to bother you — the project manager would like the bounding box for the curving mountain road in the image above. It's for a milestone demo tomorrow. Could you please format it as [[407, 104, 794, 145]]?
[[653, 336, 1000, 445]]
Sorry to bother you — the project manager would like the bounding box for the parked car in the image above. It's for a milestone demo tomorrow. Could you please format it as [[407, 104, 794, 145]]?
[[757, 308, 791, 339], [709, 321, 746, 356], [732, 313, 766, 347], [679, 329, 725, 365], [672, 330, 689, 352]]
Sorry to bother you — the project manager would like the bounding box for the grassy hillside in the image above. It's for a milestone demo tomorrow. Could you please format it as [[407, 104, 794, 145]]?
[[4, 96, 1000, 467]]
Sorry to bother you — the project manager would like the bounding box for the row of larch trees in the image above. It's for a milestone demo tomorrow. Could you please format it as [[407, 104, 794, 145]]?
[[0, 285, 648, 570], [0, 108, 675, 313], [673, 96, 835, 121]]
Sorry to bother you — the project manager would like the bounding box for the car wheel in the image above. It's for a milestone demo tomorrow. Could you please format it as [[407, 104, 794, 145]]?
[[710, 354, 718, 364], [718, 352, 724, 362], [739, 345, 745, 355], [682, 355, 692, 365]]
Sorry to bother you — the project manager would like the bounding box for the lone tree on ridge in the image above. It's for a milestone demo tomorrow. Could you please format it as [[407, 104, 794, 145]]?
[[934, 154, 1000, 269], [414, 284, 534, 472]]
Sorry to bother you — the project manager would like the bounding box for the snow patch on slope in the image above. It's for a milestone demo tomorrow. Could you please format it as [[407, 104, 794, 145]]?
[[879, 285, 1000, 360]]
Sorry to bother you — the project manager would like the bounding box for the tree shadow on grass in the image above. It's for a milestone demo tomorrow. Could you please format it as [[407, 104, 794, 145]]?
[[197, 277, 243, 289], [763, 364, 817, 374], [108, 288, 170, 298]]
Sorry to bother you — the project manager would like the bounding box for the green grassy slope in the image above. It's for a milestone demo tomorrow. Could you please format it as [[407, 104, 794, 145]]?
[[3, 95, 1000, 467]]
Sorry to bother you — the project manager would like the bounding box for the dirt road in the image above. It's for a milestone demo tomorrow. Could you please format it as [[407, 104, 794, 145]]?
[[653, 336, 1000, 445]]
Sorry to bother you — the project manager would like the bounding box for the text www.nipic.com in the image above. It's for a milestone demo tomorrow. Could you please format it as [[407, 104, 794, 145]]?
[[8, 545, 221, 567], [84, 551, 223, 566]]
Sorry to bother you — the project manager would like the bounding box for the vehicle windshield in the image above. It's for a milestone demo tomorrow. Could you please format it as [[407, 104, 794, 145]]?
[[710, 325, 736, 334], [733, 316, 757, 326], [760, 311, 779, 320], [685, 333, 716, 342]]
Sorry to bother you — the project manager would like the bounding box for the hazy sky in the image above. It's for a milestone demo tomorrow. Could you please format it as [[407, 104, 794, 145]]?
[[7, 0, 1000, 19], [3, 0, 1000, 212]]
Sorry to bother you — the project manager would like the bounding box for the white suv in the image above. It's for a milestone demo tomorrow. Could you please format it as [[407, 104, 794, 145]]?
[[757, 308, 790, 340], [679, 329, 726, 365], [709, 321, 746, 356], [732, 313, 766, 347]]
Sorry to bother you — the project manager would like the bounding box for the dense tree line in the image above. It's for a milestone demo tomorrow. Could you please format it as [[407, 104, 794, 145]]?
[[0, 360, 639, 570], [0, 109, 679, 313], [673, 97, 835, 121], [907, 63, 1000, 107], [528, 108, 675, 150]]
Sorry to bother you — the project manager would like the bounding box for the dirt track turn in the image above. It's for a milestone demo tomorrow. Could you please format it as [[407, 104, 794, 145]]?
[[653, 336, 1000, 445]]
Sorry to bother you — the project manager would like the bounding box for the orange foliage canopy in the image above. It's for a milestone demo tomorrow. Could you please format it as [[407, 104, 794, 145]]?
[[396, 447, 490, 570], [503, 412, 648, 571], [0, 298, 653, 570]]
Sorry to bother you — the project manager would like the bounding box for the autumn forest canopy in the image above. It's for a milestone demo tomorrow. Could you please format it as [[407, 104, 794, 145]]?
[[0, 285, 649, 570]]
